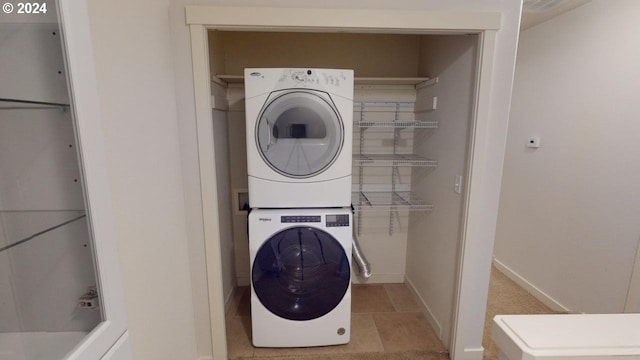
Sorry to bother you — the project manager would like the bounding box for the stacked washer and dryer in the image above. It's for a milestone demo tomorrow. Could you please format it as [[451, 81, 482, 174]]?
[[245, 68, 354, 347]]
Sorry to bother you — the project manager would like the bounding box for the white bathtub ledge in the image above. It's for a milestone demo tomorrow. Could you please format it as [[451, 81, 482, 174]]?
[[492, 314, 640, 360]]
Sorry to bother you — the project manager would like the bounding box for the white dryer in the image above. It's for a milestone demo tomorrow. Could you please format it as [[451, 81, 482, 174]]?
[[249, 208, 352, 347], [244, 68, 354, 208]]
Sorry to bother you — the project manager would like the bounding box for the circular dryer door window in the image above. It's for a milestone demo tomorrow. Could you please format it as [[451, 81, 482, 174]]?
[[256, 91, 344, 178], [252, 226, 350, 321]]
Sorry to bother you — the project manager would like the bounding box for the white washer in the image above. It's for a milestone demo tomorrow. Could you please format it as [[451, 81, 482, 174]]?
[[249, 208, 352, 347], [244, 68, 354, 208]]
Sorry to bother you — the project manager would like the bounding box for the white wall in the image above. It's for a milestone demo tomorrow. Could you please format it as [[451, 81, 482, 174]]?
[[494, 0, 640, 314], [86, 0, 198, 359]]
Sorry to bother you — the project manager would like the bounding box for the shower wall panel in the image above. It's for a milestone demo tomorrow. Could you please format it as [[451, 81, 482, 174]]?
[[0, 23, 99, 333]]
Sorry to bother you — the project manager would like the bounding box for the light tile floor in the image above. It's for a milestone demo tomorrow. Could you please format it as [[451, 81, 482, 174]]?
[[225, 283, 449, 360], [225, 268, 559, 360]]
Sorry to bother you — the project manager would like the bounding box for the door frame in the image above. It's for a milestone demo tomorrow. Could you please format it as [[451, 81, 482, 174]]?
[[624, 236, 640, 312], [186, 7, 500, 360], [57, 1, 129, 358]]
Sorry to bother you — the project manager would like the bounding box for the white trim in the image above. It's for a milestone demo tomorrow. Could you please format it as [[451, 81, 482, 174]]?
[[455, 348, 485, 360], [449, 30, 497, 360], [185, 6, 501, 31], [189, 24, 228, 360], [624, 237, 640, 313], [492, 258, 571, 313], [57, 1, 129, 359], [405, 276, 443, 339], [187, 7, 502, 360], [100, 332, 131, 360]]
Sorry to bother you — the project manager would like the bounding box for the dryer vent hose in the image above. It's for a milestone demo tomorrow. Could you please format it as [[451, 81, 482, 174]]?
[[352, 227, 372, 279]]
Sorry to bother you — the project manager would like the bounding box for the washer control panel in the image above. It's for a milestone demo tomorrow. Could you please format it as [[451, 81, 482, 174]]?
[[279, 214, 350, 226], [326, 214, 350, 227], [281, 215, 321, 223]]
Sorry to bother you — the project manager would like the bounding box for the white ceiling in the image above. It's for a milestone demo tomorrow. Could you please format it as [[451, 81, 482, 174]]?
[[521, 0, 591, 30]]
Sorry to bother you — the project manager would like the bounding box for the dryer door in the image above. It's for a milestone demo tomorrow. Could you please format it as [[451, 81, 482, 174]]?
[[252, 226, 350, 321], [256, 90, 344, 178]]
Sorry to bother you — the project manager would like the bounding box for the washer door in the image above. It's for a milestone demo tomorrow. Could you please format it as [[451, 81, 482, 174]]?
[[255, 91, 344, 178], [252, 226, 350, 321]]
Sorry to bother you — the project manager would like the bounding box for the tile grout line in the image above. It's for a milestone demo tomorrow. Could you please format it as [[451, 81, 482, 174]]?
[[382, 284, 402, 313]]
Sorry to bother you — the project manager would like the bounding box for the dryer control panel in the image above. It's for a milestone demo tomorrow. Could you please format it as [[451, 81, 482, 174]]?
[[290, 70, 320, 85]]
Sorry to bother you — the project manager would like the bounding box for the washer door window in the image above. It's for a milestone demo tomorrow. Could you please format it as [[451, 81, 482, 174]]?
[[256, 91, 344, 178], [252, 227, 350, 321]]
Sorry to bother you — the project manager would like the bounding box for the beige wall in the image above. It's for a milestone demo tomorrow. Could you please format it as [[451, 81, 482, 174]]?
[[212, 109, 236, 303], [87, 0, 198, 359], [406, 35, 477, 345], [212, 32, 421, 78], [494, 0, 640, 313]]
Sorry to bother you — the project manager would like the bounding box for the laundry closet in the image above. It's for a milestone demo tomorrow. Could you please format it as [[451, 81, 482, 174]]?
[[207, 30, 478, 348]]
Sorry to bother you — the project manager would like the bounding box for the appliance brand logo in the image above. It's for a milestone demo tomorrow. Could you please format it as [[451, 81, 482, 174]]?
[[258, 217, 272, 222], [250, 72, 262, 77]]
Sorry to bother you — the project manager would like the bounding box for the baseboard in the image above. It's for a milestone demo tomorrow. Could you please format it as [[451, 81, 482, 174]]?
[[453, 347, 484, 360], [224, 286, 237, 315], [492, 257, 570, 313], [404, 275, 443, 339]]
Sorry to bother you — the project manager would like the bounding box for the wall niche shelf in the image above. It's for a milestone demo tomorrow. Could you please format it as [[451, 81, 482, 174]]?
[[0, 97, 69, 110], [0, 210, 86, 253]]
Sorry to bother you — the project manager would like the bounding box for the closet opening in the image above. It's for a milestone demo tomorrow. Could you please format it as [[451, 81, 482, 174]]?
[[185, 7, 502, 360], [207, 30, 479, 360]]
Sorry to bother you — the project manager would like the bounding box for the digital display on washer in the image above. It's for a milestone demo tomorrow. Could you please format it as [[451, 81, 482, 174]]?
[[326, 214, 349, 227], [281, 215, 321, 223]]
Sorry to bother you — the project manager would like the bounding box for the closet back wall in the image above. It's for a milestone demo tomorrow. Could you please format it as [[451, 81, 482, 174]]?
[[210, 32, 422, 77], [208, 31, 428, 287]]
